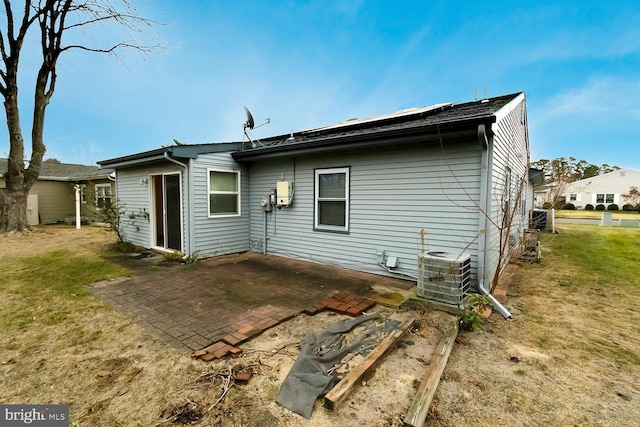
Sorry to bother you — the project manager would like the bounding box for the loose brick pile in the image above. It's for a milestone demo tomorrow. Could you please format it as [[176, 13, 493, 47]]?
[[193, 291, 377, 361], [303, 290, 377, 317]]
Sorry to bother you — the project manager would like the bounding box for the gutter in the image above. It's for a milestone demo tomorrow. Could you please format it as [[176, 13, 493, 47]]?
[[233, 118, 495, 161], [98, 154, 168, 170], [477, 124, 512, 319], [163, 152, 191, 257]]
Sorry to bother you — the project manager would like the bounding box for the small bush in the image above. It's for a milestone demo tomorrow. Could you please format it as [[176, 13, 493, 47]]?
[[563, 203, 576, 210], [636, 204, 640, 211], [607, 204, 619, 211], [622, 204, 636, 211], [595, 204, 606, 211], [164, 251, 185, 263], [461, 293, 490, 332], [110, 241, 141, 253], [584, 204, 594, 211], [542, 202, 553, 209]]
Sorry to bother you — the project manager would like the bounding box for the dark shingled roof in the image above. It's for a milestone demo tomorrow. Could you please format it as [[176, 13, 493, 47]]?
[[0, 158, 113, 180], [233, 92, 523, 160], [97, 91, 523, 166]]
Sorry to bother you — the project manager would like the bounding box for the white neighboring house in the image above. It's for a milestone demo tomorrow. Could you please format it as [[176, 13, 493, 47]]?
[[563, 169, 640, 209]]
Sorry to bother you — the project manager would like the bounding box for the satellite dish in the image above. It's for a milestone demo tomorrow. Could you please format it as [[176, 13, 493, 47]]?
[[243, 106, 255, 130], [241, 106, 270, 149]]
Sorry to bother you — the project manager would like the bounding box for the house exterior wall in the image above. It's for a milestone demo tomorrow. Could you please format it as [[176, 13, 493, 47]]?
[[29, 180, 75, 224], [190, 153, 250, 257], [563, 169, 640, 209], [247, 142, 484, 280], [113, 154, 249, 257], [485, 95, 530, 286], [79, 179, 116, 220], [0, 177, 115, 224], [114, 161, 183, 248]]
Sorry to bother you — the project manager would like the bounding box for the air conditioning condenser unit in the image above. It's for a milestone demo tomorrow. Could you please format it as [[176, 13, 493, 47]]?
[[417, 251, 471, 307]]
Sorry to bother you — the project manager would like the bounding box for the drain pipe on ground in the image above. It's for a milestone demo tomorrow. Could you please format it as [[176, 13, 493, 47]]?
[[477, 124, 513, 319]]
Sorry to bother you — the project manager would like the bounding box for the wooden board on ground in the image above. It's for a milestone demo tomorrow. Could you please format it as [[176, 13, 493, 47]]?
[[404, 318, 459, 427], [323, 318, 415, 412]]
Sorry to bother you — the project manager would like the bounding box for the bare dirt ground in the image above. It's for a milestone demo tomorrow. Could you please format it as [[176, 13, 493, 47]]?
[[1, 225, 639, 426]]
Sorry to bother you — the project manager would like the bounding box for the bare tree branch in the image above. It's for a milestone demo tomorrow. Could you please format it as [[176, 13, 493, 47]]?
[[1, 0, 160, 232]]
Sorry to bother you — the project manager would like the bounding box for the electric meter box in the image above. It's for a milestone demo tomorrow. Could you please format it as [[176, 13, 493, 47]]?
[[276, 181, 292, 206]]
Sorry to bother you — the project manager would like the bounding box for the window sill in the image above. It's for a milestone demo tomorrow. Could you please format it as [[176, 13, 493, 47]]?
[[208, 213, 241, 219], [313, 226, 349, 235]]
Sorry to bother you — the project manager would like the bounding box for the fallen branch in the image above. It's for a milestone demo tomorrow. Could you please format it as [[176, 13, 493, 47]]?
[[208, 368, 233, 411]]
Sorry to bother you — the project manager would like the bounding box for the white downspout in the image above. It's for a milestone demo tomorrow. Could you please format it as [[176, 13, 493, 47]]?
[[163, 152, 190, 256], [477, 124, 512, 319], [188, 158, 195, 257], [74, 184, 81, 229]]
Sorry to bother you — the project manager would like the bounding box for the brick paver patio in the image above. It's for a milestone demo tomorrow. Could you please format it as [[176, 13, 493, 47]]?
[[89, 252, 410, 354]]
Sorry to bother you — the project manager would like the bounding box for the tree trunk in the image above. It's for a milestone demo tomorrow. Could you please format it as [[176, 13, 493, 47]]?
[[0, 187, 30, 233]]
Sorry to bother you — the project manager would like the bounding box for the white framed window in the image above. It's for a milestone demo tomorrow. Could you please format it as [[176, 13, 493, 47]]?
[[569, 194, 577, 201], [95, 184, 112, 209], [208, 169, 240, 217], [78, 184, 87, 204], [314, 167, 349, 232]]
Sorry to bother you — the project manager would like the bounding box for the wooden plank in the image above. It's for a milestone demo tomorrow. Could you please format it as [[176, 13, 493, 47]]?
[[324, 318, 414, 412], [404, 319, 459, 427]]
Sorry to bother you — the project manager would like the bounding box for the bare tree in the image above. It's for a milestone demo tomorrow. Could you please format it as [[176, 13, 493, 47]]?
[[0, 0, 157, 233]]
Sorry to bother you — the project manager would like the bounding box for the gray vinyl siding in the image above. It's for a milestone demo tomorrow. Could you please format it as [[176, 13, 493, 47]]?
[[248, 142, 483, 279], [115, 162, 183, 248], [485, 95, 530, 287], [191, 153, 250, 257]]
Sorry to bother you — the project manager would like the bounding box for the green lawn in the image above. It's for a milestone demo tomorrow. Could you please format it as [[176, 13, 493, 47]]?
[[435, 223, 640, 426], [554, 209, 640, 220]]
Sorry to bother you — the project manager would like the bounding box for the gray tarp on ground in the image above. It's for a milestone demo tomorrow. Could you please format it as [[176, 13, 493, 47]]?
[[276, 313, 401, 419]]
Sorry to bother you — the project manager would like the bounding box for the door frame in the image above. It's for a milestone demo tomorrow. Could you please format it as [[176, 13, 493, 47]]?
[[149, 172, 184, 253]]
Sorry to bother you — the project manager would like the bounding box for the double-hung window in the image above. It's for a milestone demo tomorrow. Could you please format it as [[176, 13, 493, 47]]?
[[95, 184, 112, 209], [78, 184, 87, 204], [208, 170, 240, 217], [314, 167, 349, 232]]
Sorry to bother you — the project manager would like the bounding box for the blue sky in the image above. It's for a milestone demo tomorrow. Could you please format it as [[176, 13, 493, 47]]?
[[2, 1, 639, 170]]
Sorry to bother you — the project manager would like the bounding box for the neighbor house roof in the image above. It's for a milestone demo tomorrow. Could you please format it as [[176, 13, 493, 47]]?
[[0, 158, 113, 181]]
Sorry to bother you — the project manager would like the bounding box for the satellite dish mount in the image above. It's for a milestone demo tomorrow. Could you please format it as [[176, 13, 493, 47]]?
[[243, 106, 270, 148]]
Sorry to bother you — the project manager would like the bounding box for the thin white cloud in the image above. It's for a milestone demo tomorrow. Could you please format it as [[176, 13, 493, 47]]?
[[542, 77, 640, 119]]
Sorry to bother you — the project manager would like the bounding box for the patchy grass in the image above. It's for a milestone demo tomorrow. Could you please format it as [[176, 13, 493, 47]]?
[[3, 224, 640, 426], [432, 223, 640, 426], [0, 226, 233, 426]]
